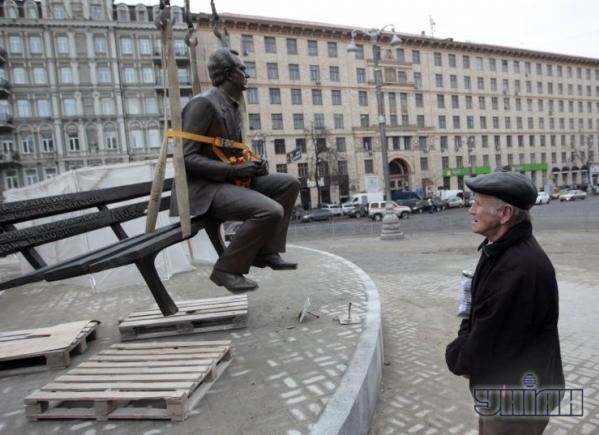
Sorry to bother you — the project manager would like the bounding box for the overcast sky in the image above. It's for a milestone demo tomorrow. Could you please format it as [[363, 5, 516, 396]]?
[[124, 0, 599, 59]]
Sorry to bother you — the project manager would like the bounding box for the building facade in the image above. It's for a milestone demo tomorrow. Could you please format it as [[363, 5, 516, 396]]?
[[0, 0, 191, 192], [1, 3, 598, 205]]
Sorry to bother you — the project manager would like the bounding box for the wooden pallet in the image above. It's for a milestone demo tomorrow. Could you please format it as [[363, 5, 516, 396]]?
[[0, 320, 100, 376], [118, 295, 248, 341], [24, 340, 232, 421]]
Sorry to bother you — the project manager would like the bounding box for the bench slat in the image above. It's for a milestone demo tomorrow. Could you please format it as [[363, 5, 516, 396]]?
[[0, 179, 173, 225], [0, 197, 170, 257]]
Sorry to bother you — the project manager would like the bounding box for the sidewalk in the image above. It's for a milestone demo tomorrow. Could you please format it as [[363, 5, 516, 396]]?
[[299, 228, 599, 435], [0, 245, 381, 435]]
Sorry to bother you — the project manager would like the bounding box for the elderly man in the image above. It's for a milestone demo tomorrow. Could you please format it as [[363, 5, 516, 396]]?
[[171, 48, 300, 292], [446, 171, 564, 435]]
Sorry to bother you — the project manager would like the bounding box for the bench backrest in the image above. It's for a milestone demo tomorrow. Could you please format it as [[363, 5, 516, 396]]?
[[0, 179, 174, 263]]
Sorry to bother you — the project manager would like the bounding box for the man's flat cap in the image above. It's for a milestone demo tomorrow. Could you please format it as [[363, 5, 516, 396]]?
[[465, 171, 538, 209]]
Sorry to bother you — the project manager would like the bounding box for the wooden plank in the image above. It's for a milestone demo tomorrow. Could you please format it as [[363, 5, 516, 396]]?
[[125, 297, 248, 318], [77, 359, 214, 368], [86, 354, 223, 362], [119, 309, 247, 328], [69, 367, 208, 375], [109, 340, 231, 350], [42, 381, 195, 391], [26, 389, 186, 402], [0, 321, 98, 363], [56, 373, 205, 382]]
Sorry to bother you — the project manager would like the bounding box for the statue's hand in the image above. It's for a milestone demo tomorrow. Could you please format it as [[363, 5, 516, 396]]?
[[255, 159, 269, 176], [230, 161, 261, 178]]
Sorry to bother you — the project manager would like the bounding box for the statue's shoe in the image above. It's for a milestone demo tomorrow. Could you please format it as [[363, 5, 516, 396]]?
[[210, 270, 259, 293], [253, 254, 298, 270]]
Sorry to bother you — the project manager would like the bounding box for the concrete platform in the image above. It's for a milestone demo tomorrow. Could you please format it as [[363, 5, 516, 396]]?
[[0, 245, 382, 435]]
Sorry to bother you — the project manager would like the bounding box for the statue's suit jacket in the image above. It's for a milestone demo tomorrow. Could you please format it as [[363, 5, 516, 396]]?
[[170, 87, 244, 217]]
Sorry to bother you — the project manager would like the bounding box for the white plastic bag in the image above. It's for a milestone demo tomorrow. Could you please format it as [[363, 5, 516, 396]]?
[[457, 270, 473, 318]]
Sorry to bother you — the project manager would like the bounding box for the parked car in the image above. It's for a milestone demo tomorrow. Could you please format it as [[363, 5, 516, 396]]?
[[368, 201, 411, 221], [300, 208, 334, 222], [321, 203, 342, 216], [341, 202, 355, 216], [421, 197, 447, 213], [536, 192, 551, 205], [551, 190, 563, 200], [391, 191, 423, 211], [559, 190, 587, 201], [446, 196, 464, 208], [347, 203, 368, 218]]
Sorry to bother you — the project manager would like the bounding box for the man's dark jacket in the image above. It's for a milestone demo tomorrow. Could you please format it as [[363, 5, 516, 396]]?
[[446, 221, 564, 392]]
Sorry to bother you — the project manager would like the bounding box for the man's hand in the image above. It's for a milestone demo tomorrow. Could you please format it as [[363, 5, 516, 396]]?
[[229, 161, 261, 178], [255, 159, 269, 176]]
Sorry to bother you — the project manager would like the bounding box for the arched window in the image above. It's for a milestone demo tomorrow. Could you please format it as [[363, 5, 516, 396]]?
[[103, 123, 118, 150], [39, 126, 54, 152], [66, 124, 80, 152], [129, 122, 144, 150], [136, 5, 147, 22], [171, 6, 182, 24], [24, 1, 38, 19], [18, 127, 35, 154], [4, 1, 18, 19], [147, 122, 162, 148], [116, 4, 129, 22], [86, 125, 98, 152]]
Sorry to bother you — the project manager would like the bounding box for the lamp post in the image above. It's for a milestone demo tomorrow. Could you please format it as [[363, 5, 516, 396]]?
[[348, 26, 403, 240]]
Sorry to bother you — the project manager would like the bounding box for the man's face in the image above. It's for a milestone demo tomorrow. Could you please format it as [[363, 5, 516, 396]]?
[[229, 56, 249, 91], [468, 192, 505, 240]]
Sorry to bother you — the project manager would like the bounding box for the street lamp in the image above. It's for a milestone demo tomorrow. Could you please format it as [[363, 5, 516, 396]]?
[[348, 26, 403, 239]]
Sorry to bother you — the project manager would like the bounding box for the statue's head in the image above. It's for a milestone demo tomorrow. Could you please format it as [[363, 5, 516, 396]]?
[[208, 48, 248, 87]]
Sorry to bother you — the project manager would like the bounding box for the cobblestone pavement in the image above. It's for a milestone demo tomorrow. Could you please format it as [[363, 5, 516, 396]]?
[[300, 228, 599, 435], [0, 246, 367, 435]]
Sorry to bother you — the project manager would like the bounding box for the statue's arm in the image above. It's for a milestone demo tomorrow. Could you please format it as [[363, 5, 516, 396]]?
[[181, 97, 234, 182]]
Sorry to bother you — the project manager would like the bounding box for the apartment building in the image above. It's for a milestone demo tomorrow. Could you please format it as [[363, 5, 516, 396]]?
[[1, 3, 598, 206], [0, 0, 191, 192]]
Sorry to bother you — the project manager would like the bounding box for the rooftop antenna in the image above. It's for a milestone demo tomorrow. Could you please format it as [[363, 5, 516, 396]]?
[[429, 15, 436, 37]]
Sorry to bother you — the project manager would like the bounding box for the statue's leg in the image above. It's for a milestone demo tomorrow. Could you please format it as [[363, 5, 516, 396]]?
[[250, 174, 300, 253], [209, 183, 283, 274]]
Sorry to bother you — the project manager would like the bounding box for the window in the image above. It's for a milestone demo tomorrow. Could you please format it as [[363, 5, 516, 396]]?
[[246, 88, 258, 104], [274, 139, 286, 154], [434, 52, 442, 66], [329, 66, 340, 82], [124, 66, 136, 83], [148, 128, 161, 148], [308, 40, 318, 56], [291, 89, 302, 105], [449, 54, 456, 67], [40, 129, 54, 152], [37, 99, 51, 117], [475, 57, 484, 71], [420, 157, 428, 171], [289, 64, 300, 80], [336, 137, 346, 152], [314, 113, 325, 128], [356, 68, 366, 83], [466, 96, 473, 109], [437, 95, 445, 109], [467, 116, 474, 129], [311, 89, 322, 105], [452, 116, 460, 128], [68, 129, 80, 151], [293, 113, 304, 130], [271, 113, 283, 130], [414, 72, 422, 88], [56, 35, 69, 54], [264, 36, 276, 53], [131, 129, 144, 149], [16, 99, 31, 117], [334, 113, 344, 129], [33, 67, 47, 84], [60, 66, 73, 83], [310, 65, 320, 82], [241, 35, 254, 54], [438, 115, 446, 129], [359, 91, 368, 106], [94, 36, 107, 54], [327, 42, 338, 58], [479, 96, 486, 110], [332, 90, 342, 106], [245, 62, 256, 78], [90, 3, 104, 20], [360, 114, 369, 128], [463, 55, 470, 68], [101, 97, 114, 115], [63, 98, 77, 116], [127, 97, 140, 114], [477, 77, 485, 90], [267, 63, 279, 80], [269, 88, 281, 104], [450, 75, 458, 89], [120, 37, 133, 55], [364, 159, 374, 174], [275, 164, 287, 174], [29, 35, 43, 54], [435, 74, 444, 88], [138, 38, 152, 55], [142, 66, 154, 83], [286, 38, 298, 55], [8, 35, 22, 53], [145, 96, 158, 114], [464, 76, 471, 90], [412, 50, 420, 64], [451, 95, 459, 109], [97, 65, 111, 83]]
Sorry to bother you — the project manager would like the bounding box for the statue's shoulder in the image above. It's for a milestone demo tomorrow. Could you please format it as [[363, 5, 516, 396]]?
[[186, 88, 220, 111]]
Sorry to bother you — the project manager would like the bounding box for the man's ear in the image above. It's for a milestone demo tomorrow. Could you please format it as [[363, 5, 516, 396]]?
[[499, 205, 513, 225]]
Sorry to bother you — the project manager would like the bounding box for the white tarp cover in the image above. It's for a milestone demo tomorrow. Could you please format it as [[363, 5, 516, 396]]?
[[3, 161, 218, 291]]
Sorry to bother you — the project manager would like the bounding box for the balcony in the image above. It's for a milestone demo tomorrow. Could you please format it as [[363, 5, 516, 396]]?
[[0, 113, 14, 131], [0, 78, 10, 96], [0, 151, 20, 167]]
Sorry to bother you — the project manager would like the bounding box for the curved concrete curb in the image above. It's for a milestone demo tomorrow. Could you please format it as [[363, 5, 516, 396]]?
[[292, 246, 383, 435]]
